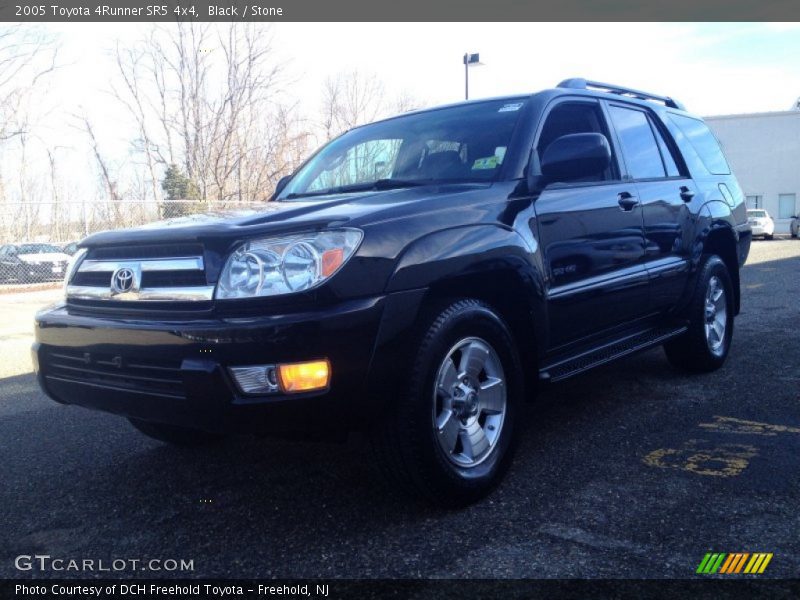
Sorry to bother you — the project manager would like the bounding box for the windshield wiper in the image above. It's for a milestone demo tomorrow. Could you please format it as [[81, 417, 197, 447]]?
[[284, 179, 436, 200]]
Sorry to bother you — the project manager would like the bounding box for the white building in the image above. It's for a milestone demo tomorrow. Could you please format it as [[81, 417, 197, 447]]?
[[705, 110, 800, 234]]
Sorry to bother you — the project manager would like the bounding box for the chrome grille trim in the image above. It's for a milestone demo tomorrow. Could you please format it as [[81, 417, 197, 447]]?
[[78, 257, 204, 273], [67, 285, 214, 302], [67, 253, 212, 302]]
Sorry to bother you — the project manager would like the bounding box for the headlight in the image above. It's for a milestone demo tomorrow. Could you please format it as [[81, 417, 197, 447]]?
[[216, 229, 362, 299], [63, 248, 87, 295]]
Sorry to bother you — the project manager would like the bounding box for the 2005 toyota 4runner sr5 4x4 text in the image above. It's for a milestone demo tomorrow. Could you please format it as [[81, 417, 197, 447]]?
[[34, 79, 751, 506]]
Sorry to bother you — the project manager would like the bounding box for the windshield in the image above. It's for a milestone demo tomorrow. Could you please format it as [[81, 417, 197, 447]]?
[[280, 98, 527, 199], [748, 210, 767, 218], [18, 244, 63, 254]]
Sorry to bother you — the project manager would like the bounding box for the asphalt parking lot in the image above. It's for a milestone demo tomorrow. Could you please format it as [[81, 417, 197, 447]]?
[[1, 239, 798, 580]]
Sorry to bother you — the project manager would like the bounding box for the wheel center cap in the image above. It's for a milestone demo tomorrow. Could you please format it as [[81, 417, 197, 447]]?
[[453, 382, 479, 418], [466, 391, 479, 415]]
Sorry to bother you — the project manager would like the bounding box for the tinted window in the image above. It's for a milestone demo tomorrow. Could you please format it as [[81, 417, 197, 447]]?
[[668, 114, 730, 175], [608, 106, 665, 179], [652, 122, 680, 177]]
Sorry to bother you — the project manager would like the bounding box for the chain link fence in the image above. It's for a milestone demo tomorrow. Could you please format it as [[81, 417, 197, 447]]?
[[0, 200, 267, 289]]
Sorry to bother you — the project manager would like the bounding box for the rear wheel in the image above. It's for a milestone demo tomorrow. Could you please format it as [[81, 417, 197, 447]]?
[[128, 418, 224, 446], [664, 255, 734, 373], [371, 299, 522, 507]]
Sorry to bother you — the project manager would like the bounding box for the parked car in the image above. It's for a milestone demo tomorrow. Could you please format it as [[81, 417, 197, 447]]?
[[0, 243, 71, 283], [33, 79, 751, 506], [747, 209, 774, 239], [790, 214, 799, 238]]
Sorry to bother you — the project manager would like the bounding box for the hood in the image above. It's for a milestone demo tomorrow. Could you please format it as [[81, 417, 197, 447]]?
[[81, 183, 492, 247], [18, 252, 70, 264]]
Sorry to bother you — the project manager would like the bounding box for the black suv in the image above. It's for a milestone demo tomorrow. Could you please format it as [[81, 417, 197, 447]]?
[[34, 79, 751, 506]]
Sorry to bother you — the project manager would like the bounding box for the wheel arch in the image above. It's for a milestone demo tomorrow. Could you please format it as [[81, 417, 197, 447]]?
[[700, 224, 741, 315], [421, 270, 543, 401]]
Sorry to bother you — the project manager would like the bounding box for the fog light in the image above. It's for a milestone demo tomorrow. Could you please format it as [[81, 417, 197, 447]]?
[[229, 365, 279, 395], [277, 359, 330, 393]]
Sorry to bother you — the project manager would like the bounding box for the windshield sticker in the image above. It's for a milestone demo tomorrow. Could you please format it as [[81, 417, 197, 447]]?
[[472, 156, 499, 170], [498, 102, 523, 113]]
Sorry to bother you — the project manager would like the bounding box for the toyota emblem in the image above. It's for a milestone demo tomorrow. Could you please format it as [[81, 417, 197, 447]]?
[[111, 267, 136, 294]]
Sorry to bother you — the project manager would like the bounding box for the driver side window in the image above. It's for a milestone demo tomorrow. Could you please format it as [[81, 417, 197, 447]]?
[[536, 102, 617, 182]]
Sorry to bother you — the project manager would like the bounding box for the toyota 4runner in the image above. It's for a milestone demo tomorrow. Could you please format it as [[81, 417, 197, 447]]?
[[33, 79, 751, 506]]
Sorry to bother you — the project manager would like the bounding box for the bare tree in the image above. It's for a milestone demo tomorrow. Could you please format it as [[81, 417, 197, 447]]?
[[111, 23, 305, 203], [0, 26, 58, 142], [78, 115, 121, 203], [319, 70, 387, 141]]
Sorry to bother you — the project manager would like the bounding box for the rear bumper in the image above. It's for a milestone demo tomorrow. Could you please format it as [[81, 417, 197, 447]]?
[[749, 224, 773, 236], [33, 295, 398, 436]]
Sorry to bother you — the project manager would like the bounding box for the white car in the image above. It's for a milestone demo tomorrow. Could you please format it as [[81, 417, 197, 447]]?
[[0, 243, 72, 282], [747, 209, 774, 240]]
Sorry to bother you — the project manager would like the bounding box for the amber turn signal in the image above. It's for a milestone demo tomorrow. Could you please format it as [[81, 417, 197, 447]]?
[[277, 359, 331, 393]]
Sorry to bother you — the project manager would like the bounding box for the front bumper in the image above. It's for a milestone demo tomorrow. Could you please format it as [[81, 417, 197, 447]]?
[[19, 261, 66, 280], [33, 296, 393, 436]]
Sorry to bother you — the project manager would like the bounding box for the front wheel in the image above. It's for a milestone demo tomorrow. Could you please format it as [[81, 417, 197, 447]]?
[[128, 418, 225, 446], [664, 255, 734, 373], [371, 299, 522, 507]]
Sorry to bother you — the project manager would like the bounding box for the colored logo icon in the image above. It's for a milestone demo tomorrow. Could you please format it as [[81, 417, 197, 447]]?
[[697, 552, 773, 574]]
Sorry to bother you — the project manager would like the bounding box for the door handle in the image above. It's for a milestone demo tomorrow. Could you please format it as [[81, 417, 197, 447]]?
[[617, 192, 639, 211], [679, 186, 695, 202]]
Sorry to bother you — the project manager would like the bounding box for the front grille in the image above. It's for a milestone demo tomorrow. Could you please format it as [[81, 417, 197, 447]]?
[[44, 348, 184, 398], [66, 244, 214, 303], [141, 270, 207, 287], [71, 271, 112, 287]]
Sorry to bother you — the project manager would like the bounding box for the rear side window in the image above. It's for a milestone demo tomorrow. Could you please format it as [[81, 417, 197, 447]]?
[[652, 124, 680, 177], [608, 105, 665, 179], [668, 114, 730, 175]]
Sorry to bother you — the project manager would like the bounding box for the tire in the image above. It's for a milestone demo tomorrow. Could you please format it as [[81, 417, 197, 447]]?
[[371, 299, 522, 507], [128, 418, 224, 446], [765, 234, 774, 240], [664, 255, 734, 373]]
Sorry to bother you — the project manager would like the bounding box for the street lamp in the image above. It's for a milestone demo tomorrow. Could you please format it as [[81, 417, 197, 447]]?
[[463, 52, 484, 100]]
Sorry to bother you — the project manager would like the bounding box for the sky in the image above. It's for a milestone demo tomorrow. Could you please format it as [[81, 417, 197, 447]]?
[[9, 22, 800, 202]]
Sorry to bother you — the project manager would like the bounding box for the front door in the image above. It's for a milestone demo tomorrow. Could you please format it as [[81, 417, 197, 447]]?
[[531, 99, 647, 349]]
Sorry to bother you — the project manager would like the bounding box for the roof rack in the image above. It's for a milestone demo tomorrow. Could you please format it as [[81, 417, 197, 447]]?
[[557, 78, 685, 110]]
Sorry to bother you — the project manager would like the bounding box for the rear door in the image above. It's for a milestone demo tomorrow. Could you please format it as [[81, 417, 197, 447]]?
[[532, 99, 648, 348], [606, 103, 693, 312]]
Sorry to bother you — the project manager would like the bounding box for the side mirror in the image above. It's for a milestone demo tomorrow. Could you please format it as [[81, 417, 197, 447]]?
[[271, 175, 292, 200], [540, 133, 611, 183]]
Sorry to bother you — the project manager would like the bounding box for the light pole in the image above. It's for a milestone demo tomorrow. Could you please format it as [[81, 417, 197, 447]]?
[[463, 52, 484, 100]]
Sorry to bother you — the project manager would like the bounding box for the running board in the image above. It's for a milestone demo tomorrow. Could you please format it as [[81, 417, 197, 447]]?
[[539, 325, 688, 383]]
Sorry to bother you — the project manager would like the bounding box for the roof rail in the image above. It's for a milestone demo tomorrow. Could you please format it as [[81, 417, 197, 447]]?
[[557, 78, 686, 110]]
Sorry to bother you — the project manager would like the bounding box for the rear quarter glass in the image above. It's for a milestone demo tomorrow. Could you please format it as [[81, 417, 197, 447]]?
[[667, 113, 731, 176]]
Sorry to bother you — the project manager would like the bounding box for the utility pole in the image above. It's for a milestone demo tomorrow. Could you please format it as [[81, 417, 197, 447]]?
[[463, 53, 483, 100]]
